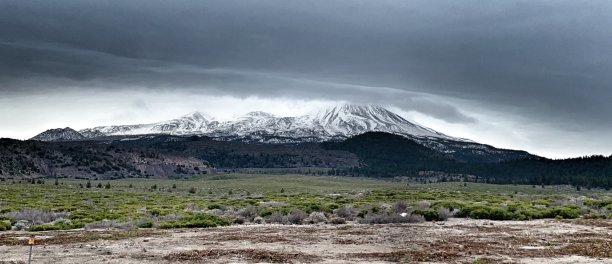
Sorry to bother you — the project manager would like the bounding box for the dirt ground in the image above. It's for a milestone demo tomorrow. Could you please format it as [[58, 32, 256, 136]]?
[[1, 219, 611, 264]]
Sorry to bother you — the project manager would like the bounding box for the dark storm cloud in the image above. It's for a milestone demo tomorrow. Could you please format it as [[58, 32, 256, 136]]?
[[1, 0, 612, 128]]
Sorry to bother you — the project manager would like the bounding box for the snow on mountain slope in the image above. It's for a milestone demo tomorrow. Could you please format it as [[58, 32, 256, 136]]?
[[80, 112, 215, 136], [75, 104, 466, 142], [31, 127, 85, 142]]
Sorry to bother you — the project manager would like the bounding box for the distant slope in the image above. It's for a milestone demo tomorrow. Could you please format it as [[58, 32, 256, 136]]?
[[473, 156, 612, 188], [0, 136, 358, 180], [323, 132, 460, 177], [413, 137, 533, 163], [0, 138, 210, 179], [322, 132, 612, 189]]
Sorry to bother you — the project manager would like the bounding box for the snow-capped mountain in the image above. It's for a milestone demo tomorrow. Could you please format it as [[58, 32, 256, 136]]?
[[29, 104, 532, 162], [31, 127, 85, 142], [74, 104, 465, 142]]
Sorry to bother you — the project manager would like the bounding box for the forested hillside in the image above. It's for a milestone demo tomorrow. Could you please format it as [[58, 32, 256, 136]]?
[[1, 133, 611, 188]]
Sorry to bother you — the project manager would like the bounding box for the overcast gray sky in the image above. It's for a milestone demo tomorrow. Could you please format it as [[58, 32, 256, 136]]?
[[1, 0, 611, 158]]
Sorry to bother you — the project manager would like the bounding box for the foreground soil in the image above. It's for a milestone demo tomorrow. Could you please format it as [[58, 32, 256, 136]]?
[[1, 219, 611, 264]]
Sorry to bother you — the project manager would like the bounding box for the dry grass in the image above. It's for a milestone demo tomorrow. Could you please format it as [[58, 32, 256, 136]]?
[[164, 248, 320, 263], [566, 219, 612, 228], [561, 239, 612, 258], [347, 249, 462, 262], [0, 229, 160, 246]]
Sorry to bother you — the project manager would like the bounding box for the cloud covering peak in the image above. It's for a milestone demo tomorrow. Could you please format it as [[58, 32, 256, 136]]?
[[1, 0, 612, 158]]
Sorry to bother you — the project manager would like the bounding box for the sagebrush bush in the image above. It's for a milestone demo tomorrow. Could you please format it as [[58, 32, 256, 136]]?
[[334, 207, 356, 220], [288, 210, 308, 225], [305, 212, 328, 224], [392, 200, 408, 213], [4, 209, 69, 224], [436, 207, 452, 221], [237, 206, 258, 222], [265, 212, 287, 224]]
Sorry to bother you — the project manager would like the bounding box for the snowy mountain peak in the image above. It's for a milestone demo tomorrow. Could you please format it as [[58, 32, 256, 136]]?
[[303, 104, 456, 140], [313, 104, 397, 121], [181, 111, 212, 122], [31, 127, 85, 142]]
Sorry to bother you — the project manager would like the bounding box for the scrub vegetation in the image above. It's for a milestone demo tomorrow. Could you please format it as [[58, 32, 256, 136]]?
[[1, 174, 611, 231]]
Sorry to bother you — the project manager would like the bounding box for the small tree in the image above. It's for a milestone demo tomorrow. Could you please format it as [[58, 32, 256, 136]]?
[[86, 180, 92, 188], [172, 184, 177, 189], [151, 184, 157, 190], [96, 183, 102, 188], [280, 188, 285, 193], [105, 182, 111, 189], [54, 178, 59, 186], [188, 187, 196, 194]]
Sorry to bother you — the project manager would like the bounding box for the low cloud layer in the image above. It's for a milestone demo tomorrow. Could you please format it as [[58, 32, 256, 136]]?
[[1, 0, 611, 158]]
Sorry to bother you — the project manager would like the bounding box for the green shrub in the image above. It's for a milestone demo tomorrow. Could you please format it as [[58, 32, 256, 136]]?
[[327, 203, 340, 210], [137, 220, 154, 228], [69, 211, 95, 221], [29, 220, 84, 231], [148, 208, 163, 217], [461, 206, 513, 220], [0, 221, 11, 231], [207, 204, 222, 210], [159, 213, 230, 229], [542, 207, 580, 219], [583, 199, 612, 208], [412, 209, 439, 221], [258, 207, 290, 217]]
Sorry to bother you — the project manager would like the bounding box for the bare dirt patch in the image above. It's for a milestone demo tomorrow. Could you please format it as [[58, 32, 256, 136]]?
[[0, 219, 610, 263]]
